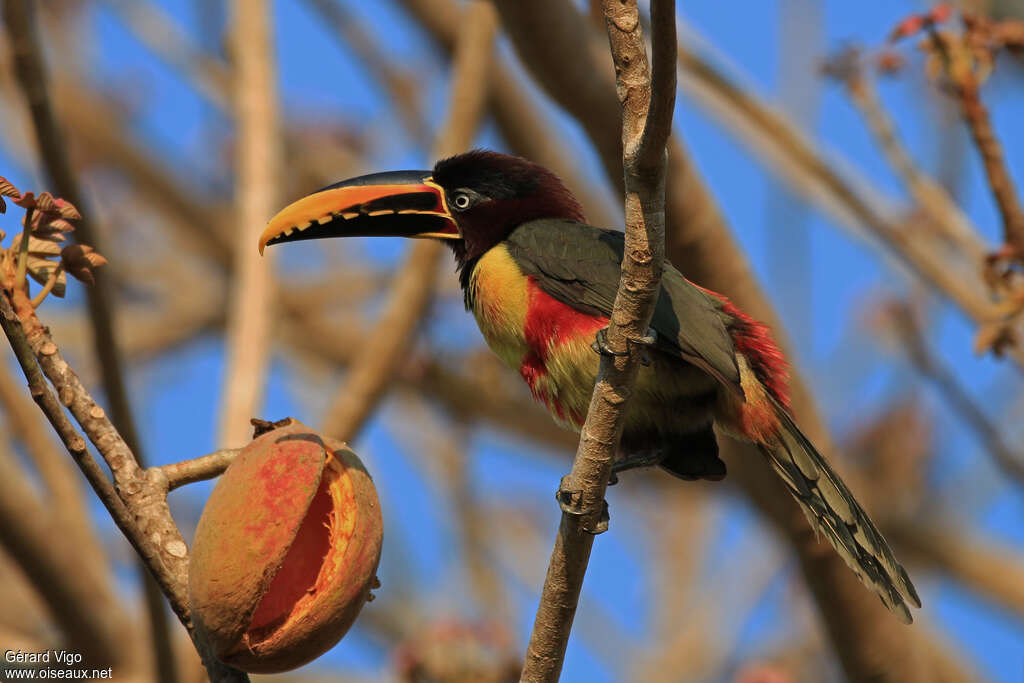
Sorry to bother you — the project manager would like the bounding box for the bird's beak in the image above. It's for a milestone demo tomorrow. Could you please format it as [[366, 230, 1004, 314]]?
[[258, 170, 459, 255]]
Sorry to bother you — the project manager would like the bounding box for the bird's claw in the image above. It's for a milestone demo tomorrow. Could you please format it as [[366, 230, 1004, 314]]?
[[590, 327, 628, 357], [555, 474, 609, 535], [590, 326, 657, 366]]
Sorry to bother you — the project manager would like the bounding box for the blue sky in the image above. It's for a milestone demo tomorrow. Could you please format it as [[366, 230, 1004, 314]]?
[[3, 1, 1024, 680]]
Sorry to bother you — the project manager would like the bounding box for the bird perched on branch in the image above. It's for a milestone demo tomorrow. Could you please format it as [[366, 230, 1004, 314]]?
[[259, 150, 920, 622]]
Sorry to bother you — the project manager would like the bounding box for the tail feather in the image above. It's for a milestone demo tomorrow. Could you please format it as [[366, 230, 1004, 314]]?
[[760, 398, 921, 623]]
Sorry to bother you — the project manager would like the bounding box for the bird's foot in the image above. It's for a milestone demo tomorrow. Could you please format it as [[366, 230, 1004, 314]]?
[[555, 474, 609, 534], [590, 327, 628, 357], [590, 326, 658, 366], [611, 450, 665, 475]]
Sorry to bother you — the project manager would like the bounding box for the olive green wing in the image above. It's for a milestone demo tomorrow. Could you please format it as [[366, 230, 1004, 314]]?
[[504, 219, 741, 388]]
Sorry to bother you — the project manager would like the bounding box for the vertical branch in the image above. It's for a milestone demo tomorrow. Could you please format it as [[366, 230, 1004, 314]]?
[[765, 0, 822, 344], [2, 3, 179, 679], [491, 4, 929, 677], [321, 0, 497, 442], [219, 0, 281, 447], [519, 2, 676, 680]]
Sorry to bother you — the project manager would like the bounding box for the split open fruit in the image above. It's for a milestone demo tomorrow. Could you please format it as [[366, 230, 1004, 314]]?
[[188, 420, 382, 673]]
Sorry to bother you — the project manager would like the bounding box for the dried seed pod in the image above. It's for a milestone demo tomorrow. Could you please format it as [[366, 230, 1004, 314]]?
[[189, 420, 383, 673]]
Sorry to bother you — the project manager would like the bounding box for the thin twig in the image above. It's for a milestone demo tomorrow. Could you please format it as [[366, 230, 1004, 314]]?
[[0, 4, 175, 677], [935, 26, 1024, 258], [218, 0, 280, 448], [634, 0, 676, 173], [158, 448, 243, 492], [0, 286, 247, 682], [519, 2, 675, 680], [321, 0, 497, 442], [886, 300, 1024, 485], [3, 0, 146, 464], [29, 262, 63, 308], [14, 207, 33, 288]]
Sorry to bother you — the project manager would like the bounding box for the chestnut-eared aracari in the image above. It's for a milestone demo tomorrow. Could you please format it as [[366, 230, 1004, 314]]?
[[259, 150, 920, 622]]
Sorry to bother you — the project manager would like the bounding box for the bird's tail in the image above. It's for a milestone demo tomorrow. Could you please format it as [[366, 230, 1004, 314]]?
[[759, 397, 921, 623]]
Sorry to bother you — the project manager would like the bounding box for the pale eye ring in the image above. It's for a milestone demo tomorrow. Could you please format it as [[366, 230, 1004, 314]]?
[[452, 192, 472, 210]]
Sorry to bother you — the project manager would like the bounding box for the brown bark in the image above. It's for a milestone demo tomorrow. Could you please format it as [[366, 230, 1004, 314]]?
[[520, 1, 675, 679], [492, 1, 926, 680], [321, 0, 497, 443], [159, 448, 243, 492], [2, 3, 183, 678], [219, 0, 280, 448], [0, 288, 248, 682], [959, 79, 1024, 258], [0, 443, 125, 667]]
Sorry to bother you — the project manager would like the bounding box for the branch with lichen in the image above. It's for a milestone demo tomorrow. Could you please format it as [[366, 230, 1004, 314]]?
[[519, 1, 676, 680]]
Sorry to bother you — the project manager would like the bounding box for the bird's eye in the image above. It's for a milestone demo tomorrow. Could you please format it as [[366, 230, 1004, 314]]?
[[452, 192, 472, 210]]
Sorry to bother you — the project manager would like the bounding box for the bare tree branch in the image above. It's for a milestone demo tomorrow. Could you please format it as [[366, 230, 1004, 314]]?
[[321, 0, 497, 442], [0, 441, 127, 668], [0, 289, 247, 682], [883, 299, 1024, 485], [1, 3, 186, 678], [159, 448, 243, 492], [493, 2, 928, 679], [929, 21, 1024, 258], [218, 0, 281, 448], [520, 2, 675, 679]]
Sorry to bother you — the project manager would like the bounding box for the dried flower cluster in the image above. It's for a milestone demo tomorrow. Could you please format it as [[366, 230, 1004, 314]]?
[[823, 5, 1024, 359], [0, 175, 105, 306]]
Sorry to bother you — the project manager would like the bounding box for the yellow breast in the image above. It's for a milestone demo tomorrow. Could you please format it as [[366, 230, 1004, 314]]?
[[467, 244, 531, 370]]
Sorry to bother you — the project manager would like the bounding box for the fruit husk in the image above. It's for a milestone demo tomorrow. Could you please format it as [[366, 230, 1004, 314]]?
[[188, 420, 382, 673]]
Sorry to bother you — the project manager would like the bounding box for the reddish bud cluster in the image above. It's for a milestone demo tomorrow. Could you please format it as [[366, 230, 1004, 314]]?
[[888, 3, 952, 42]]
